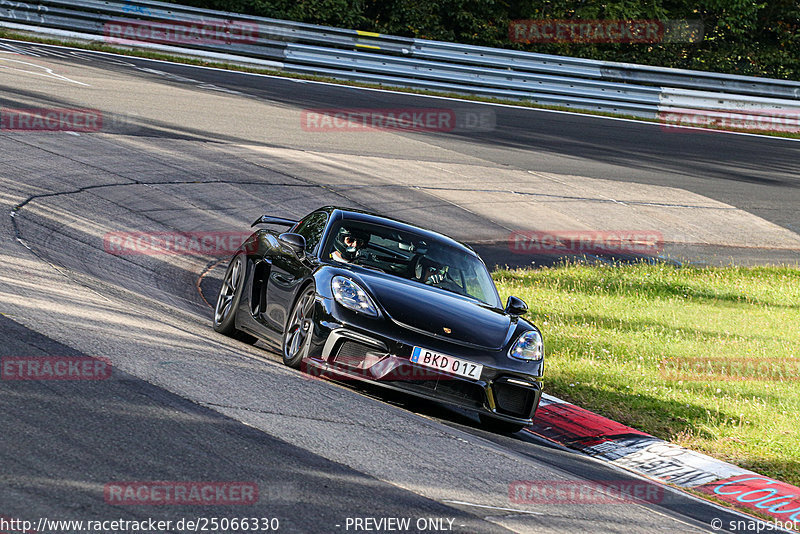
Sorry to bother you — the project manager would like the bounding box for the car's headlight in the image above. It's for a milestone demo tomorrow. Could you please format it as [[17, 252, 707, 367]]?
[[509, 330, 544, 361], [331, 276, 378, 317]]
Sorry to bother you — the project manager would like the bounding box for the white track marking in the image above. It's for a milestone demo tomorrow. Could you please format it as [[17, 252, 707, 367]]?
[[0, 41, 34, 55], [0, 56, 89, 85]]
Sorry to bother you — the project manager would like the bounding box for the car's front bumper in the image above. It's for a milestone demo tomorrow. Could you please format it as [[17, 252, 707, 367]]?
[[304, 299, 543, 425]]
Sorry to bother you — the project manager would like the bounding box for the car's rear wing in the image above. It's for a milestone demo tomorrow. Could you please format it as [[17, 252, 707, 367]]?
[[251, 215, 298, 228]]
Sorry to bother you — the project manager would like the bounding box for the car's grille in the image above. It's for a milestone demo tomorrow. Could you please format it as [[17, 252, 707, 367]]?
[[334, 340, 372, 368], [394, 375, 486, 408], [494, 381, 539, 418]]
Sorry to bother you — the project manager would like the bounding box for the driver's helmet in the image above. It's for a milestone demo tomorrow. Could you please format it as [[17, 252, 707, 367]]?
[[333, 226, 370, 261], [415, 256, 449, 284]]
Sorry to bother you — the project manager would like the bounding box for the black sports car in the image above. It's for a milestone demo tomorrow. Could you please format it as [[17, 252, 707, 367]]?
[[213, 206, 544, 432]]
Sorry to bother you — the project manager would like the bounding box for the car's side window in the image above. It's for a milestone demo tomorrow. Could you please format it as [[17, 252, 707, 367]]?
[[293, 212, 328, 254]]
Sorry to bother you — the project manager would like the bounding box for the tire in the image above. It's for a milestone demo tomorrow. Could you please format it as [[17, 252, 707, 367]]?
[[213, 254, 257, 343], [282, 285, 316, 369], [479, 414, 525, 434]]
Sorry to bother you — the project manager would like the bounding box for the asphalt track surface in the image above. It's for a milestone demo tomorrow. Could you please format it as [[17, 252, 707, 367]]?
[[1, 39, 798, 533]]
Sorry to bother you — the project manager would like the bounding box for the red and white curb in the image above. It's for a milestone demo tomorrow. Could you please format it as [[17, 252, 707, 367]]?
[[525, 394, 800, 525]]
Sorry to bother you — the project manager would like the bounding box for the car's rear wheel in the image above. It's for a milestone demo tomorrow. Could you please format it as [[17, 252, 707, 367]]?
[[479, 414, 525, 434], [213, 254, 257, 343], [282, 285, 316, 369]]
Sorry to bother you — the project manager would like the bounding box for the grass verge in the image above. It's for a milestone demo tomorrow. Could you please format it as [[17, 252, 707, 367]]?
[[1, 29, 799, 140], [494, 262, 800, 487]]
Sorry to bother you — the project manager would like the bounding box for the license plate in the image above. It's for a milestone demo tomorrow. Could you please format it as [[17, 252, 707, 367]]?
[[410, 347, 483, 380]]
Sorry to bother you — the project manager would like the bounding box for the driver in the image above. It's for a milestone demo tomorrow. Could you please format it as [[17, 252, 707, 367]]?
[[415, 256, 450, 286], [331, 226, 370, 264]]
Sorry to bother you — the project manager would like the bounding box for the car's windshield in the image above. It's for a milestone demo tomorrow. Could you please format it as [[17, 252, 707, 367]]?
[[322, 220, 501, 308]]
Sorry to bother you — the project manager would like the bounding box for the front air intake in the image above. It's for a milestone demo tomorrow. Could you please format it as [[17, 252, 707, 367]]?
[[334, 340, 373, 368], [493, 378, 539, 418]]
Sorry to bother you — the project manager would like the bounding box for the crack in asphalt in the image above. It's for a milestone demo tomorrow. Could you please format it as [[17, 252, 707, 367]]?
[[8, 176, 316, 313], [408, 185, 739, 210]]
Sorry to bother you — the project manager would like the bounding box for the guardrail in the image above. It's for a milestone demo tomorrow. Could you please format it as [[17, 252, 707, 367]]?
[[1, 0, 799, 128]]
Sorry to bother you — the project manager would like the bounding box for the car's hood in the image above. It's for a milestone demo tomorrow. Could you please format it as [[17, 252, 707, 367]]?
[[357, 271, 512, 350]]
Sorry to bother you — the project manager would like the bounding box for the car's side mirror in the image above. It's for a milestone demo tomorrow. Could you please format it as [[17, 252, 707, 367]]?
[[505, 296, 528, 316], [278, 232, 306, 257]]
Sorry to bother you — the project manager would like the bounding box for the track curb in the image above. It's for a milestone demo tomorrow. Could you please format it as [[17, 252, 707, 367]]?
[[525, 394, 800, 526]]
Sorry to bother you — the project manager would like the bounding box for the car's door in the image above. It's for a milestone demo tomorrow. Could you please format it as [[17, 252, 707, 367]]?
[[263, 211, 328, 331]]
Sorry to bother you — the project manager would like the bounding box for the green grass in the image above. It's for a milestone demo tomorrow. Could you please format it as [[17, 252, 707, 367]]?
[[2, 29, 799, 140], [494, 262, 800, 487]]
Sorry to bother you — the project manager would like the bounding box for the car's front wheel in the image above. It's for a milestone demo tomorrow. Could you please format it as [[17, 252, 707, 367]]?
[[282, 285, 316, 368], [213, 254, 256, 343]]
